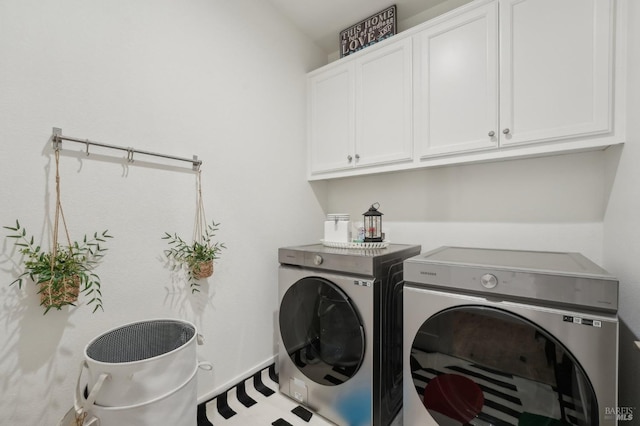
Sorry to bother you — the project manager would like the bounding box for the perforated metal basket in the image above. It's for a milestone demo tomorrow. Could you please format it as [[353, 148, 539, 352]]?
[[86, 319, 195, 363], [84, 319, 198, 407]]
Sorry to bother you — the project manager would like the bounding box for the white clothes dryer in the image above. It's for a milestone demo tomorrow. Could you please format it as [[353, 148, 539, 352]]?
[[278, 243, 420, 426], [403, 246, 619, 426]]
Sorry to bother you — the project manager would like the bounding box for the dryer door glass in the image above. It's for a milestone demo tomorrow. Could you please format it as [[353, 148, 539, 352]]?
[[410, 306, 598, 426], [279, 277, 365, 386]]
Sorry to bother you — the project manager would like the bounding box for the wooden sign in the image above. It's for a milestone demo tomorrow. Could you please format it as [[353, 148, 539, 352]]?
[[340, 5, 397, 58]]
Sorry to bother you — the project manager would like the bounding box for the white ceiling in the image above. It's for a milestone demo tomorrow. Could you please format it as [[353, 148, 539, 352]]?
[[267, 0, 448, 55]]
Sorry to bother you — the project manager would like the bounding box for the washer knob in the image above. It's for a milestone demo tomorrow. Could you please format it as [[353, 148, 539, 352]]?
[[313, 255, 323, 266], [480, 273, 498, 289]]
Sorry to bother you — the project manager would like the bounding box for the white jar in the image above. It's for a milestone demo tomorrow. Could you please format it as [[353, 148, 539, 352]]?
[[324, 214, 351, 243]]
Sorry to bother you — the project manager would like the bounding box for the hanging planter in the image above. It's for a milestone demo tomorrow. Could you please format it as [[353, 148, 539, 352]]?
[[191, 259, 213, 280], [163, 170, 225, 293], [4, 226, 112, 313], [4, 149, 112, 314], [40, 274, 80, 306], [163, 221, 225, 292]]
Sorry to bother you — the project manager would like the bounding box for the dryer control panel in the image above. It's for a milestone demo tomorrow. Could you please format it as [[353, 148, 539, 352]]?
[[279, 243, 421, 276], [404, 246, 619, 313]]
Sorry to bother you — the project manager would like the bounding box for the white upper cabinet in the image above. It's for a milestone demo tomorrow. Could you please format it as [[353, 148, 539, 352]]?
[[415, 1, 499, 157], [307, 0, 624, 180], [416, 0, 617, 158], [308, 63, 355, 175], [499, 0, 613, 146], [355, 38, 413, 168], [308, 38, 413, 178]]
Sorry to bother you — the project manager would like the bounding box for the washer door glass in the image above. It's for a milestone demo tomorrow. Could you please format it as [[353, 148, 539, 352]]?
[[279, 277, 365, 386], [410, 306, 598, 426]]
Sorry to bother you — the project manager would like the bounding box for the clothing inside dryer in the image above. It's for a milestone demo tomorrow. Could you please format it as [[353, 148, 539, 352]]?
[[279, 276, 365, 386], [411, 306, 597, 426]]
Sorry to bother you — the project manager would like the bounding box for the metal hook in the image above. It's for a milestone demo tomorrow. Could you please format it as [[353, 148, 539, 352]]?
[[52, 128, 62, 151], [52, 135, 62, 152], [85, 140, 90, 156], [127, 148, 134, 163]]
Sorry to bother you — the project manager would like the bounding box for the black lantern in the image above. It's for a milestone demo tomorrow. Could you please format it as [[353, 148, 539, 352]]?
[[363, 203, 383, 242]]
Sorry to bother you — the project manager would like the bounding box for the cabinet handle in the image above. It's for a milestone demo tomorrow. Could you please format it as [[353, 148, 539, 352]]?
[[347, 155, 353, 163], [502, 128, 510, 135], [488, 131, 495, 137], [355, 154, 360, 161]]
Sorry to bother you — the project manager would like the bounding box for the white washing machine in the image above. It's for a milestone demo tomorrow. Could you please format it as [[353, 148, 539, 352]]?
[[278, 243, 420, 426], [403, 246, 619, 426]]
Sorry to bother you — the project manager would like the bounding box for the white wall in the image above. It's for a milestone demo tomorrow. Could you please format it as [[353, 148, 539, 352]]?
[[0, 0, 326, 424], [326, 151, 607, 262], [603, 0, 640, 410]]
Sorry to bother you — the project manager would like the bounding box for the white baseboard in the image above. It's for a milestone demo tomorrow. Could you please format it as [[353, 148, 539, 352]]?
[[197, 354, 277, 404]]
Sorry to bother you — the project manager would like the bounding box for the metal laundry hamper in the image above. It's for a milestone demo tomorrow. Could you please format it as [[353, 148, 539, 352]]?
[[83, 318, 199, 407], [73, 361, 202, 426]]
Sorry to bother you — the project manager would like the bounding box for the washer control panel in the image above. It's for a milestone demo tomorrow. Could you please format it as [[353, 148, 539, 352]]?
[[480, 273, 498, 289]]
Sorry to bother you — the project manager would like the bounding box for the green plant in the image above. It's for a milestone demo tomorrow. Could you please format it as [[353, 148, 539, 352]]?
[[4, 220, 113, 314], [162, 221, 226, 293]]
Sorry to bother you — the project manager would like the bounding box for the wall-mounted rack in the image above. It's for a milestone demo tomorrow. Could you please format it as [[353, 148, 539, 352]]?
[[51, 127, 202, 171]]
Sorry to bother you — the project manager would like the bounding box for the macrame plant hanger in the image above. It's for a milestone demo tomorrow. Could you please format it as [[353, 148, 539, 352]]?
[[191, 170, 213, 279], [48, 148, 78, 308], [193, 170, 207, 245]]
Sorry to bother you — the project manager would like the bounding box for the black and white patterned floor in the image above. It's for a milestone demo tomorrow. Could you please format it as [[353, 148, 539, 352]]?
[[197, 364, 336, 426]]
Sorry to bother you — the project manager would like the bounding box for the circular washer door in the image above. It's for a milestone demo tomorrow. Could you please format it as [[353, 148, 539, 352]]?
[[279, 276, 365, 386], [410, 306, 599, 425]]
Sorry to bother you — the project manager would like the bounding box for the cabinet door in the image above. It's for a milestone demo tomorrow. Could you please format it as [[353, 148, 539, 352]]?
[[308, 63, 355, 175], [416, 1, 499, 158], [355, 38, 413, 167], [500, 0, 613, 146]]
